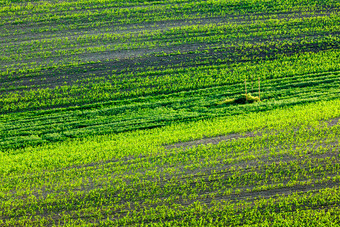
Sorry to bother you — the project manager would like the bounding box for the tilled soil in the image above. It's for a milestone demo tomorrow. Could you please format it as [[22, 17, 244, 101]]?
[[164, 132, 258, 150]]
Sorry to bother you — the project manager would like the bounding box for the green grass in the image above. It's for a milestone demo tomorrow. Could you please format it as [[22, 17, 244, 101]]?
[[0, 0, 339, 225], [0, 99, 339, 225]]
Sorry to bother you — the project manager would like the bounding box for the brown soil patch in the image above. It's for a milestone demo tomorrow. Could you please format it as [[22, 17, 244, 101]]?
[[164, 116, 340, 151], [328, 117, 340, 127], [164, 132, 258, 150]]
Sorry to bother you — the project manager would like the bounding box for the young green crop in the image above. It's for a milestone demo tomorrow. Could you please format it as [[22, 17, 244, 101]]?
[[1, 0, 340, 225], [1, 99, 339, 225]]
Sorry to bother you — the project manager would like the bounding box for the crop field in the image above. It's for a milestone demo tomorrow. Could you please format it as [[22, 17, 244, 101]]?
[[1, 0, 340, 226]]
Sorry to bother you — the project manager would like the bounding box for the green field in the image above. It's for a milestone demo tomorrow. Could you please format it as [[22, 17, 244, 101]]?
[[1, 0, 340, 226]]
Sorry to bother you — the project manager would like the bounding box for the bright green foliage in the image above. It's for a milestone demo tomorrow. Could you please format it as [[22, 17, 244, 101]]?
[[0, 0, 339, 225], [0, 99, 339, 225]]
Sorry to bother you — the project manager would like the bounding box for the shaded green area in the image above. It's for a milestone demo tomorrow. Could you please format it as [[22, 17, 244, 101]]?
[[1, 69, 339, 151], [0, 1, 339, 149], [1, 0, 340, 225]]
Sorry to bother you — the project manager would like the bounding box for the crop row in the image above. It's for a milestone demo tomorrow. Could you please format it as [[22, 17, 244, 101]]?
[[1, 48, 339, 111], [3, 0, 337, 26], [1, 0, 339, 224], [3, 13, 339, 54], [3, 32, 339, 83], [0, 99, 339, 225], [1, 14, 339, 71], [0, 49, 339, 150]]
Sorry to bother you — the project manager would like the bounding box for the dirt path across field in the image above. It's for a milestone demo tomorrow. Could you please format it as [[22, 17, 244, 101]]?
[[164, 117, 340, 151], [164, 132, 258, 150]]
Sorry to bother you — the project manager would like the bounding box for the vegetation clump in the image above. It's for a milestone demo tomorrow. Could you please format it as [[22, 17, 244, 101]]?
[[1, 0, 340, 224], [219, 93, 260, 105]]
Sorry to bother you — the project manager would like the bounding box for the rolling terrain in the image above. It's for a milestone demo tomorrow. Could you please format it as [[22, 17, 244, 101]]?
[[0, 0, 339, 225]]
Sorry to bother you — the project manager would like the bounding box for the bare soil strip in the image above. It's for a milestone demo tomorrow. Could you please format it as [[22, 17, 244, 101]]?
[[328, 117, 340, 127], [164, 117, 339, 151], [164, 132, 257, 150]]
